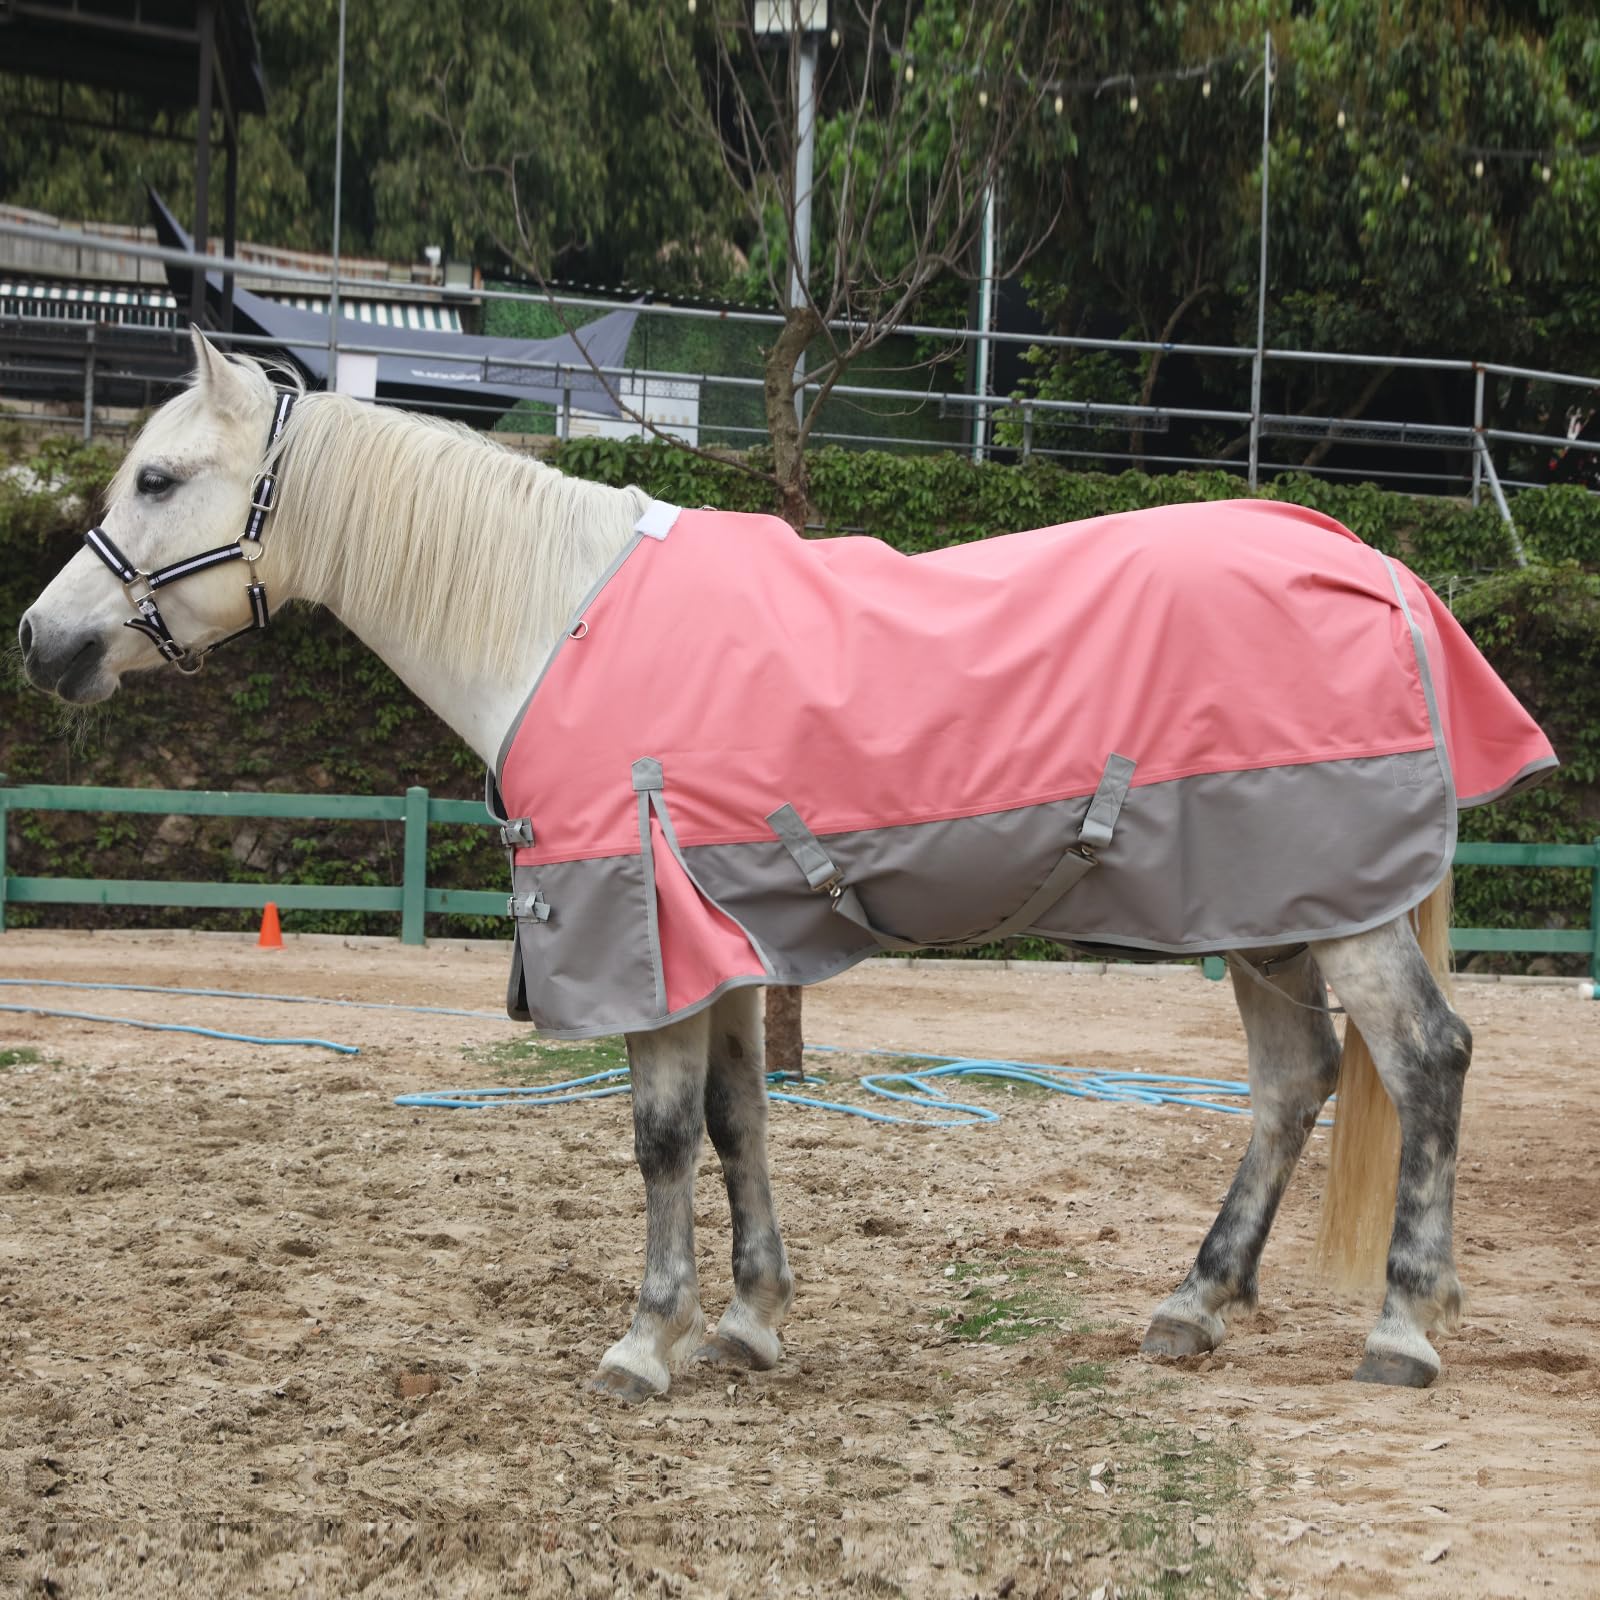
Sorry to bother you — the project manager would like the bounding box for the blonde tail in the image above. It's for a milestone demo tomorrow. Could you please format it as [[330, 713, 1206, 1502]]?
[[1314, 875, 1453, 1290]]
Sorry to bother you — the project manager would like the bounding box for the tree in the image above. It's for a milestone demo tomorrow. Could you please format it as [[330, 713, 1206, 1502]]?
[[1005, 1, 1600, 463], [657, 0, 1078, 526], [0, 0, 739, 289]]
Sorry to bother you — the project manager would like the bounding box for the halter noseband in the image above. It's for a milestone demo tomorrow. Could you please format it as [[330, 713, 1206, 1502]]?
[[83, 389, 296, 675]]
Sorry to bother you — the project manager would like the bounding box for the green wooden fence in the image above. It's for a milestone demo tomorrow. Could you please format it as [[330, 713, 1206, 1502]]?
[[1, 781, 1597, 978], [0, 780, 505, 943]]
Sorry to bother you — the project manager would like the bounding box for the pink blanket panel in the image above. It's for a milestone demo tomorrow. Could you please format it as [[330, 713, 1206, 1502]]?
[[504, 500, 1550, 868]]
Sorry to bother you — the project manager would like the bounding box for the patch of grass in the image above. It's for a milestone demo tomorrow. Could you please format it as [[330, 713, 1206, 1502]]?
[[463, 1034, 628, 1083], [840, 1053, 1059, 1100], [945, 1250, 1091, 1345], [0, 1047, 43, 1069], [1063, 1402, 1253, 1599]]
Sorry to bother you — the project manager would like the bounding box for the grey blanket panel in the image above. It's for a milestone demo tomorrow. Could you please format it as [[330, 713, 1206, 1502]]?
[[509, 751, 1450, 1036], [690, 750, 1450, 972], [510, 854, 654, 1038]]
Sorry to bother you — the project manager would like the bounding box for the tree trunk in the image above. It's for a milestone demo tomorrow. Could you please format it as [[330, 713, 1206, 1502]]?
[[761, 306, 821, 1079], [1132, 281, 1215, 467], [763, 983, 804, 1082], [1300, 364, 1393, 471]]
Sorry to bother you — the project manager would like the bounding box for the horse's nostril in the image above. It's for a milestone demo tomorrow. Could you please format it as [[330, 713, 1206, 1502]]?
[[18, 614, 34, 660]]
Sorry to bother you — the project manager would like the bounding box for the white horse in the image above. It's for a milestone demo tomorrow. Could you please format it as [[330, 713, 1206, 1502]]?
[[18, 333, 1480, 1400]]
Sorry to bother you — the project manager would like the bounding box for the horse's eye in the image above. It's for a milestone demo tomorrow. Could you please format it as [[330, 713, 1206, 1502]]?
[[136, 467, 176, 497]]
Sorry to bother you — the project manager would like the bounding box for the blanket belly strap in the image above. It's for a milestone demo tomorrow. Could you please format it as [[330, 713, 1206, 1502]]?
[[768, 753, 1137, 952]]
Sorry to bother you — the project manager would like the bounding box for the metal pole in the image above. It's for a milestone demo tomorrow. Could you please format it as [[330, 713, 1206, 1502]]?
[[1471, 366, 1486, 507], [328, 0, 348, 391], [191, 0, 215, 328], [82, 325, 95, 442], [1475, 435, 1527, 567], [789, 31, 818, 426], [971, 184, 997, 463], [222, 123, 239, 331], [1247, 30, 1272, 490]]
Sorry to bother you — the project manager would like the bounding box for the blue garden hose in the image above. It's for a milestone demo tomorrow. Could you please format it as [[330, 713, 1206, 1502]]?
[[0, 977, 505, 1020], [0, 1001, 358, 1054], [1, 977, 1264, 1124], [396, 1046, 1259, 1126]]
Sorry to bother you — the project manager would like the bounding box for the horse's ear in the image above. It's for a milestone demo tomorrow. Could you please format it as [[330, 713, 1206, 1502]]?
[[189, 328, 253, 417]]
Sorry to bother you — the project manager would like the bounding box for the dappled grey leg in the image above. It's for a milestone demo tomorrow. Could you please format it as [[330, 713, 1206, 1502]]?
[[593, 1011, 710, 1403], [1312, 918, 1470, 1388], [1144, 950, 1340, 1360], [696, 987, 794, 1371]]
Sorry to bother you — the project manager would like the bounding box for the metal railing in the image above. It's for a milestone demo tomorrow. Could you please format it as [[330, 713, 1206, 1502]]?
[[3, 783, 1596, 979], [5, 217, 1600, 510]]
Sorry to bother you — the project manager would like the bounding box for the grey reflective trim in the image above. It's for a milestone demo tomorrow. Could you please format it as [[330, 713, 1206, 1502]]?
[[492, 533, 649, 781], [484, 770, 508, 823], [1458, 754, 1559, 809], [767, 802, 843, 890], [1080, 753, 1137, 849], [638, 790, 667, 1018], [1378, 554, 1458, 871], [632, 757, 664, 793]]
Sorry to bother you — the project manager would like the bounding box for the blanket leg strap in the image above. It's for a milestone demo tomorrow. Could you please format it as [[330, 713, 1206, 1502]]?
[[768, 753, 1136, 952]]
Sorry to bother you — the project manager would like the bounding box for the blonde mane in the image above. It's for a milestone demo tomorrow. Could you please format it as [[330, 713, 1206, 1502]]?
[[264, 392, 650, 679]]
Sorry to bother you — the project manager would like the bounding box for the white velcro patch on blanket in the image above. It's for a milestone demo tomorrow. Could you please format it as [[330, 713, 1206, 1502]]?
[[634, 501, 681, 541]]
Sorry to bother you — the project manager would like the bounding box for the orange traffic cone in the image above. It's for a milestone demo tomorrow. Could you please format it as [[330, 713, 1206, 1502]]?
[[257, 901, 284, 949]]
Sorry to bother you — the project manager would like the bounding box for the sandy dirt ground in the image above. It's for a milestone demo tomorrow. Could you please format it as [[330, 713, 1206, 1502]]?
[[0, 930, 1595, 1599]]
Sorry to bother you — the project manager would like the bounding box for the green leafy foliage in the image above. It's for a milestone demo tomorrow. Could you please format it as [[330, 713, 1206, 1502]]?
[[1451, 564, 1600, 959]]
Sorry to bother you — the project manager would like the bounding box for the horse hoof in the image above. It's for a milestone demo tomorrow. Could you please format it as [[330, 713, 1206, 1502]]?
[[692, 1332, 776, 1371], [1353, 1351, 1437, 1388], [590, 1365, 665, 1404], [1141, 1315, 1217, 1360]]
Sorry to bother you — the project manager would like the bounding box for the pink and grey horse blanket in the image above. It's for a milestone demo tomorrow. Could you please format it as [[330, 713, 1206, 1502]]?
[[493, 499, 1556, 1037]]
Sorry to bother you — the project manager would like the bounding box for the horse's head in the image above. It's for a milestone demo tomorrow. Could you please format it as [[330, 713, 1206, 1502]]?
[[18, 330, 281, 701]]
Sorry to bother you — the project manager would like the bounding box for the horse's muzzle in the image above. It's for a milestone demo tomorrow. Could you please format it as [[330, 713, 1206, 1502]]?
[[17, 611, 111, 702]]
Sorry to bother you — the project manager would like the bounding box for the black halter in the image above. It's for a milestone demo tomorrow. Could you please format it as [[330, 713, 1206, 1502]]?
[[83, 390, 296, 675]]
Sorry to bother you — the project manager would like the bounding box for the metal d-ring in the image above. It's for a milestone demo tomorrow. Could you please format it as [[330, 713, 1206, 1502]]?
[[569, 619, 589, 640]]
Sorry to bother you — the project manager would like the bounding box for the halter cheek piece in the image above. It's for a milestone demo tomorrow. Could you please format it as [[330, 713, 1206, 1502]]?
[[82, 390, 296, 675]]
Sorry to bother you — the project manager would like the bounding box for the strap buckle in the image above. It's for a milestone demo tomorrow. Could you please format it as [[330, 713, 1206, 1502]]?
[[249, 472, 278, 513], [507, 891, 551, 923]]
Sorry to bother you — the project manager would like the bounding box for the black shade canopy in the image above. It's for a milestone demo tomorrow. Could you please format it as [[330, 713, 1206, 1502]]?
[[149, 189, 641, 420], [0, 0, 267, 116]]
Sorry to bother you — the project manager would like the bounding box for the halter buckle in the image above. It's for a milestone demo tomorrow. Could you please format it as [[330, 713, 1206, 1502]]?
[[249, 472, 278, 512]]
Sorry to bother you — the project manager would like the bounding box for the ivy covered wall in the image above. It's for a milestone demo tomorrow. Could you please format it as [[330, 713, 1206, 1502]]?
[[3, 429, 1596, 962]]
